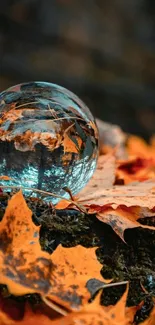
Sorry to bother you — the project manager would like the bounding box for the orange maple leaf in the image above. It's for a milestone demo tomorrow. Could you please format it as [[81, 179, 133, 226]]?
[[49, 284, 136, 325], [0, 191, 107, 310], [0, 307, 59, 325], [127, 136, 155, 159], [0, 288, 154, 325], [116, 157, 155, 184], [0, 190, 52, 296]]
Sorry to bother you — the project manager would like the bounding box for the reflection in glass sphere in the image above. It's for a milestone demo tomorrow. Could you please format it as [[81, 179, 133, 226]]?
[[0, 82, 98, 202]]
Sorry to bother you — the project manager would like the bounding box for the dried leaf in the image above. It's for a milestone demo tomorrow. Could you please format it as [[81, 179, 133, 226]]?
[[79, 154, 116, 194], [96, 206, 155, 241], [78, 181, 155, 210], [55, 153, 116, 210], [77, 181, 155, 239]]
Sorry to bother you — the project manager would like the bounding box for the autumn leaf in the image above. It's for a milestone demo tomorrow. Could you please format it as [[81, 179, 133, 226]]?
[[55, 153, 116, 209], [127, 136, 155, 159], [78, 180, 155, 210], [0, 190, 52, 296], [55, 151, 155, 240], [0, 285, 137, 325], [47, 244, 110, 309], [96, 206, 155, 241], [116, 157, 155, 184], [0, 191, 108, 310], [0, 287, 152, 325], [77, 180, 155, 240], [50, 284, 136, 325], [0, 307, 59, 325], [79, 153, 116, 192]]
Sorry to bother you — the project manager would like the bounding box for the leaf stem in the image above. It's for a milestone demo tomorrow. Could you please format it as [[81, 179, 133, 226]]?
[[42, 296, 68, 316]]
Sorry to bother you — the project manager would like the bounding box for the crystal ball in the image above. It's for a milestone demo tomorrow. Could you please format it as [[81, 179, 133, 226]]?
[[0, 82, 98, 202]]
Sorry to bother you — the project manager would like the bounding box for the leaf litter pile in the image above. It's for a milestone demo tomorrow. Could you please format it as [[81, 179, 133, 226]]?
[[0, 122, 155, 325]]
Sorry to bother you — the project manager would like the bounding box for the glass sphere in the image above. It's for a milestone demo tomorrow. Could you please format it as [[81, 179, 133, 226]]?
[[0, 82, 98, 202]]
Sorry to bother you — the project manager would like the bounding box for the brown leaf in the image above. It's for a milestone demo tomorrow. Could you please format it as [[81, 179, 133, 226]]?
[[78, 181, 155, 210], [96, 206, 155, 241], [78, 153, 116, 196], [77, 181, 155, 239]]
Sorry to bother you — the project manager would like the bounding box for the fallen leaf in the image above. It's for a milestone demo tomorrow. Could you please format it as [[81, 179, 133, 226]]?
[[0, 191, 107, 310], [0, 307, 59, 325], [79, 154, 116, 194], [116, 157, 155, 184], [55, 153, 116, 210], [96, 206, 155, 241], [77, 180, 155, 239], [127, 136, 155, 159], [0, 190, 52, 296], [78, 181, 155, 210], [55, 199, 72, 210], [47, 245, 110, 309], [50, 284, 136, 325]]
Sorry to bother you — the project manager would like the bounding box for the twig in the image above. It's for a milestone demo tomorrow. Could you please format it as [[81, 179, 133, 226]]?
[[101, 280, 128, 290], [0, 185, 87, 213], [15, 101, 40, 109]]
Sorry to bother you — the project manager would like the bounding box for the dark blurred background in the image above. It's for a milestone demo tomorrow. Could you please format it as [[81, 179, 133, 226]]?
[[0, 0, 155, 138]]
